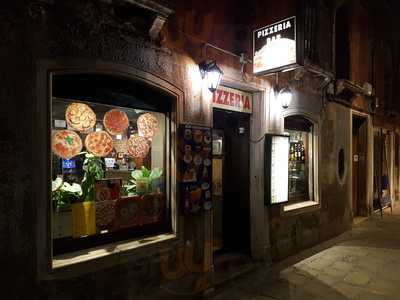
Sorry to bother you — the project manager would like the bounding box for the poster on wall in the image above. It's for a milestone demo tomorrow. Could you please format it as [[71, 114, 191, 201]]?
[[265, 134, 289, 205], [212, 85, 252, 114], [253, 16, 298, 75], [179, 124, 212, 214]]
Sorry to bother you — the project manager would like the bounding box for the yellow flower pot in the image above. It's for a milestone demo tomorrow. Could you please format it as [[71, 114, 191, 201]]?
[[72, 201, 96, 238]]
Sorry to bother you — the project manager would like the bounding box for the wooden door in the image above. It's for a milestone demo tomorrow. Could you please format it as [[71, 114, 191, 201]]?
[[357, 119, 368, 215], [352, 130, 359, 216], [213, 109, 250, 254]]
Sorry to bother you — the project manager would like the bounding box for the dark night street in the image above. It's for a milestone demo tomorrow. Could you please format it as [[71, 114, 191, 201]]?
[[212, 208, 400, 300]]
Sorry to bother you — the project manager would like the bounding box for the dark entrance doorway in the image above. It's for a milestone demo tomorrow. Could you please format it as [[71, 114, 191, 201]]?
[[212, 109, 250, 255], [352, 115, 368, 217]]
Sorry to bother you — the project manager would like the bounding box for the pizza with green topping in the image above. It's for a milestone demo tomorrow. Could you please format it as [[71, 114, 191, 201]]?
[[52, 130, 83, 159]]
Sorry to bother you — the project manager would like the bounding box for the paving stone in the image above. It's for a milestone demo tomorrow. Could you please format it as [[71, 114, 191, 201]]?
[[343, 271, 371, 286], [356, 291, 392, 300], [297, 265, 321, 277], [282, 272, 309, 286], [307, 257, 335, 270], [331, 261, 354, 273], [321, 266, 349, 278], [366, 279, 400, 296], [333, 282, 363, 299], [212, 211, 400, 300], [317, 273, 341, 286]]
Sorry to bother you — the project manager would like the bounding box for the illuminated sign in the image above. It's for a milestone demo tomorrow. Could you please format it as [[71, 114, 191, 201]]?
[[265, 134, 289, 205], [253, 16, 297, 75], [213, 85, 252, 114]]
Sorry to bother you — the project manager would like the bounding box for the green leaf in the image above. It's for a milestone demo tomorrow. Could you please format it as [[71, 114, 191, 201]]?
[[150, 167, 162, 180], [65, 136, 74, 145], [131, 170, 143, 180], [141, 166, 151, 178]]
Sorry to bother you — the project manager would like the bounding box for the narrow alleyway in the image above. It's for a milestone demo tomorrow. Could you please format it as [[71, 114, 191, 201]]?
[[212, 208, 400, 300]]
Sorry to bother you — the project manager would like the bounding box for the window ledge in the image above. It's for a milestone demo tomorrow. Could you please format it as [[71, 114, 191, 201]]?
[[51, 233, 177, 275], [283, 201, 320, 216]]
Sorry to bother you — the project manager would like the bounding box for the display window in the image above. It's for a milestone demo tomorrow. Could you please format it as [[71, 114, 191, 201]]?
[[284, 115, 314, 203], [51, 74, 172, 256]]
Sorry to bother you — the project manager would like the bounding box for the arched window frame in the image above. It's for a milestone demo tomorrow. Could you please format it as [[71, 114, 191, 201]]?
[[281, 111, 320, 213]]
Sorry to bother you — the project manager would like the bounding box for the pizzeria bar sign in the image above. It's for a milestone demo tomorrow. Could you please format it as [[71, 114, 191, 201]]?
[[253, 16, 299, 75], [212, 86, 252, 114]]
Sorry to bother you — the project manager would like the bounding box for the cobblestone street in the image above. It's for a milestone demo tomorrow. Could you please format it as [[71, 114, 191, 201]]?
[[212, 208, 400, 300]]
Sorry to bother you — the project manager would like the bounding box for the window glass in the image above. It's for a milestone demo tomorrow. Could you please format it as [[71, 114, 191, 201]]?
[[51, 74, 171, 256], [285, 116, 313, 202]]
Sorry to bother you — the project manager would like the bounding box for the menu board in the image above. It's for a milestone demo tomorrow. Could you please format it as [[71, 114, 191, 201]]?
[[179, 124, 212, 214], [265, 134, 289, 205]]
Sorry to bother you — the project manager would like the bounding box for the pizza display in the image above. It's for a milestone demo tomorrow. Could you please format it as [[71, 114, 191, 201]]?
[[65, 102, 96, 132], [127, 134, 150, 158], [103, 109, 129, 135], [84, 131, 114, 157], [52, 130, 83, 159], [137, 113, 158, 139]]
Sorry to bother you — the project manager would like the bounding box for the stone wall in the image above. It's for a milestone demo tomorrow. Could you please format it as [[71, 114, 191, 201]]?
[[0, 1, 232, 299]]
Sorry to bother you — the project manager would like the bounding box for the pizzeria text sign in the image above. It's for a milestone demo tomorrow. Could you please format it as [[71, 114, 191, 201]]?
[[212, 86, 252, 114], [253, 16, 297, 75]]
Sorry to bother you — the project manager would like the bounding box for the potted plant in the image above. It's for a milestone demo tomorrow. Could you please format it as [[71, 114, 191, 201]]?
[[71, 152, 105, 238], [52, 177, 82, 211], [52, 178, 82, 238], [124, 166, 163, 196]]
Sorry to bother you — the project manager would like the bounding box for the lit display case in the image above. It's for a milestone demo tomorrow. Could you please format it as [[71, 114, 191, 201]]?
[[265, 134, 289, 205], [51, 74, 171, 256]]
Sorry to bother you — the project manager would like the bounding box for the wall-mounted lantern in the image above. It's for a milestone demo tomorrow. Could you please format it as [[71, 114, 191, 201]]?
[[277, 86, 293, 109], [199, 60, 223, 93]]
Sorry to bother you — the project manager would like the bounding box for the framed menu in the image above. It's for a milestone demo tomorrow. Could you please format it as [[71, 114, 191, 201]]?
[[265, 134, 289, 205], [178, 124, 213, 214]]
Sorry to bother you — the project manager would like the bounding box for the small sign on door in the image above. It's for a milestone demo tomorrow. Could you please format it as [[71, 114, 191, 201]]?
[[353, 154, 359, 162]]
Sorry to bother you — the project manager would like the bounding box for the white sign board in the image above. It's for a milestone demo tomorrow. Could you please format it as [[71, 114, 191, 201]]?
[[266, 134, 289, 205], [213, 85, 252, 114]]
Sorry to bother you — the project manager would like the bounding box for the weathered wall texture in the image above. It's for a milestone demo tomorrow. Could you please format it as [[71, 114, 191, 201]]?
[[267, 71, 353, 260], [0, 1, 242, 299]]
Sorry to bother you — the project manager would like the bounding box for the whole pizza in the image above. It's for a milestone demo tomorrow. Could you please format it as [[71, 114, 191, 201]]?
[[85, 131, 114, 157], [103, 109, 129, 135], [65, 102, 96, 132], [127, 134, 150, 158], [52, 130, 83, 159], [137, 113, 158, 139]]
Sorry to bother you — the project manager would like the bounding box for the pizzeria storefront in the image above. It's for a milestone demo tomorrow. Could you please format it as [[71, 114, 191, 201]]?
[[2, 1, 361, 299]]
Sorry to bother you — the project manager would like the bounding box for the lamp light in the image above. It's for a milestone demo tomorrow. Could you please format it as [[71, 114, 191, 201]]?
[[199, 60, 223, 93], [277, 86, 293, 109]]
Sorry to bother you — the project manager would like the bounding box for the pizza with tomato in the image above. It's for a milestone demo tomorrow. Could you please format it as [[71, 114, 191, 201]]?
[[103, 109, 129, 135], [52, 130, 83, 159], [65, 102, 96, 132], [85, 131, 114, 157], [127, 134, 150, 158]]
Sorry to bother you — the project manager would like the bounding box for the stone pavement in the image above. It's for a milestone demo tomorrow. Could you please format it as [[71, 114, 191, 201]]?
[[211, 208, 400, 300]]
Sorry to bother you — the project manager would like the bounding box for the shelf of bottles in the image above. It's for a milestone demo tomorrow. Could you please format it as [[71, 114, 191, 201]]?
[[289, 141, 305, 163], [288, 140, 308, 198]]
